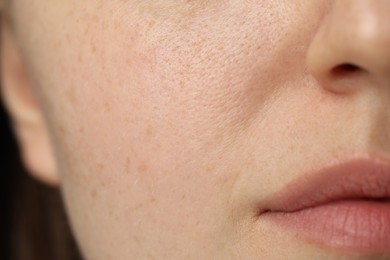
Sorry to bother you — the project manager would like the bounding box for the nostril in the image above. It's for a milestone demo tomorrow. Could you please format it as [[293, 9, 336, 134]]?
[[331, 63, 362, 77], [322, 63, 370, 94]]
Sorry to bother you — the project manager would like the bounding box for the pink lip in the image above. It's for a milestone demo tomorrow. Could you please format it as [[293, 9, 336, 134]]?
[[261, 156, 390, 255]]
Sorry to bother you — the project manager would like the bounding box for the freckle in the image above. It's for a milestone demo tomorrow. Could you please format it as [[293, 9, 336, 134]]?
[[153, 143, 161, 152], [145, 126, 155, 137], [125, 157, 131, 172], [59, 60, 66, 73], [66, 33, 71, 44], [79, 127, 84, 133], [174, 163, 180, 172], [75, 138, 81, 151], [67, 90, 77, 105], [133, 236, 141, 246], [104, 101, 111, 111], [91, 188, 97, 198], [146, 20, 156, 32], [92, 14, 99, 22], [134, 203, 144, 210], [55, 41, 62, 48], [125, 58, 131, 65], [194, 45, 202, 57], [179, 80, 185, 89], [97, 163, 104, 171], [138, 163, 148, 173], [114, 20, 119, 30], [150, 197, 156, 203], [106, 78, 112, 86], [58, 126, 65, 135]]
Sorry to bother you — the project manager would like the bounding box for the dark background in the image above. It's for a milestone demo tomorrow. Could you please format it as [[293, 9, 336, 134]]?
[[1, 13, 81, 259], [1, 97, 17, 260], [0, 101, 83, 260]]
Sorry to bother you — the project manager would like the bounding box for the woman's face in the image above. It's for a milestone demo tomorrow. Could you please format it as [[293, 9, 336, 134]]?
[[4, 0, 390, 259]]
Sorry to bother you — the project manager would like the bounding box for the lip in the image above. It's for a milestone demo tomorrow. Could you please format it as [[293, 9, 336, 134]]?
[[261, 156, 390, 255]]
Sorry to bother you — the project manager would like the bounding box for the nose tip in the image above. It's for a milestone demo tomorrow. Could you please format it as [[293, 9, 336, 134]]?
[[307, 0, 390, 94]]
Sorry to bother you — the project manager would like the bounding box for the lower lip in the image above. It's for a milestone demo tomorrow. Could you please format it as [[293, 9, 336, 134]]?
[[263, 200, 390, 255]]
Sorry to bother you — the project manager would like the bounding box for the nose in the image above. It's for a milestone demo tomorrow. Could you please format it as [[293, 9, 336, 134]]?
[[307, 0, 390, 94]]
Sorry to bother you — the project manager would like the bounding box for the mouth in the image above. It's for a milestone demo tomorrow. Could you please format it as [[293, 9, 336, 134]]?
[[260, 156, 390, 255]]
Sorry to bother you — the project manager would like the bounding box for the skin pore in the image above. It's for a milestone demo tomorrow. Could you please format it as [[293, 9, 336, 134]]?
[[2, 0, 390, 259]]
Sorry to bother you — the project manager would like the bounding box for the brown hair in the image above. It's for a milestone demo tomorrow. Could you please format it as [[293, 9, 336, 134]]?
[[1, 5, 83, 260]]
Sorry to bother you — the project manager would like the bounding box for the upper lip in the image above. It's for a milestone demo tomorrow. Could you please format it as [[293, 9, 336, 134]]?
[[264, 156, 390, 213]]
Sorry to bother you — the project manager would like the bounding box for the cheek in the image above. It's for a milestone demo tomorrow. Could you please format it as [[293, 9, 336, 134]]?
[[14, 1, 326, 258], [18, 3, 254, 257], [17, 0, 303, 186]]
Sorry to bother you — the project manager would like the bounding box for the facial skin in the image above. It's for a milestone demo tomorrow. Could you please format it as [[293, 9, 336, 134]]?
[[2, 0, 390, 259]]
